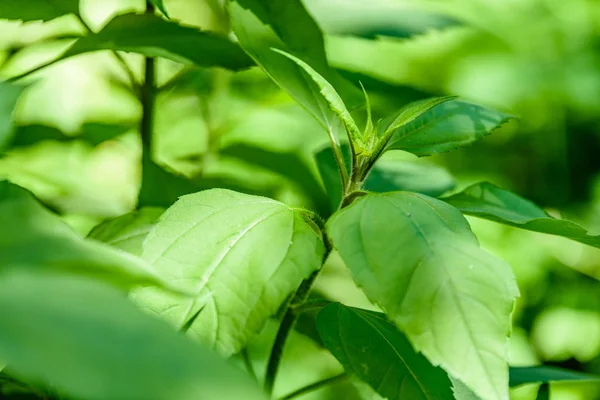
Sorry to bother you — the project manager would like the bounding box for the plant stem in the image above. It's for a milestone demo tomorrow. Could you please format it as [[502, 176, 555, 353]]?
[[264, 263, 327, 394], [139, 2, 156, 151], [327, 126, 349, 191], [277, 374, 347, 400]]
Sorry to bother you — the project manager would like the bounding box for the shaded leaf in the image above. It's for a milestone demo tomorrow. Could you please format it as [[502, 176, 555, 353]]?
[[0, 271, 265, 400], [138, 155, 277, 209], [132, 189, 325, 355], [509, 366, 600, 387], [0, 181, 168, 290], [363, 153, 455, 197], [220, 143, 329, 215], [379, 99, 514, 157], [327, 192, 519, 400], [0, 0, 79, 21], [0, 81, 27, 151], [443, 182, 600, 248], [8, 122, 133, 149], [304, 0, 458, 39], [87, 207, 165, 256], [317, 303, 454, 400], [63, 13, 253, 71]]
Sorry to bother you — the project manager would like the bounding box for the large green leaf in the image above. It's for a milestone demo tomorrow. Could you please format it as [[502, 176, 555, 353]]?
[[443, 182, 600, 248], [62, 13, 253, 71], [317, 303, 454, 400], [229, 0, 360, 147], [0, 271, 265, 400], [0, 0, 79, 21], [132, 189, 325, 355], [327, 192, 519, 400], [0, 181, 168, 290], [0, 81, 27, 151], [379, 99, 514, 156], [87, 208, 165, 256], [509, 366, 600, 387]]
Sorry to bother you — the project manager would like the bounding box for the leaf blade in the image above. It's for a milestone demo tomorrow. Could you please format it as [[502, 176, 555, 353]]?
[[133, 189, 326, 355], [327, 192, 519, 400], [0, 0, 79, 21], [443, 182, 600, 248], [0, 81, 27, 151], [0, 181, 168, 290], [63, 13, 253, 71], [0, 271, 265, 400], [317, 303, 454, 400], [509, 366, 600, 387], [380, 99, 515, 157]]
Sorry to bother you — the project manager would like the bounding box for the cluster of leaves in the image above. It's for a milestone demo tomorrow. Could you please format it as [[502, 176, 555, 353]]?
[[1, 1, 600, 400]]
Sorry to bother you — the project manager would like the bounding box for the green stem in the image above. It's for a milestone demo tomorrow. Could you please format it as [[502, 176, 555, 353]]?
[[264, 268, 322, 394], [277, 374, 347, 400], [139, 2, 156, 151], [327, 126, 349, 191]]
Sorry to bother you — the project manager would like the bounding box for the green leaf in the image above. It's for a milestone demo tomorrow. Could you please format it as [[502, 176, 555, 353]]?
[[0, 81, 27, 151], [316, 303, 454, 400], [327, 192, 519, 400], [383, 96, 457, 137], [363, 152, 455, 197], [87, 208, 165, 256], [315, 144, 455, 211], [379, 99, 514, 156], [509, 366, 600, 387], [8, 122, 133, 149], [229, 0, 360, 151], [138, 154, 279, 209], [451, 377, 483, 400], [220, 143, 329, 215], [0, 0, 79, 21], [232, 0, 359, 105], [63, 13, 253, 71], [272, 49, 364, 150], [443, 182, 600, 248], [149, 0, 169, 17], [132, 189, 325, 355], [0, 181, 169, 290], [0, 271, 266, 400]]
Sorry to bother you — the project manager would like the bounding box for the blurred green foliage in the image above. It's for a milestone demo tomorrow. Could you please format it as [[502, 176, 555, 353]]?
[[1, 0, 600, 399]]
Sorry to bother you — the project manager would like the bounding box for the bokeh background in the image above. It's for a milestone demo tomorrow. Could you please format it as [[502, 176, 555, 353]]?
[[2, 0, 600, 399]]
